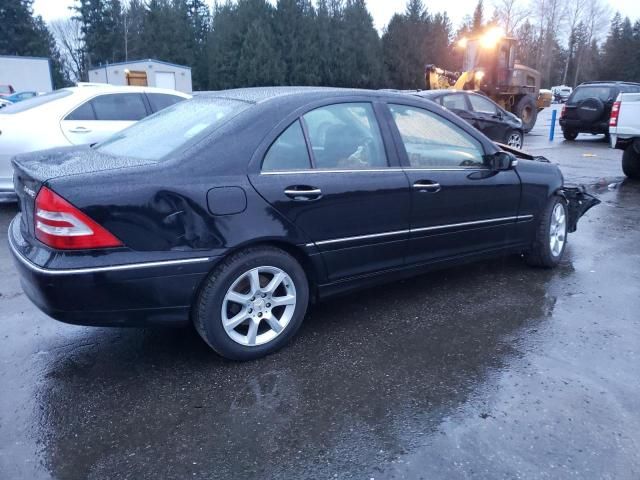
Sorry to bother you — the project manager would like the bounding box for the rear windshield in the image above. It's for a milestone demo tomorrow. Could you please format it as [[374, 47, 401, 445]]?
[[570, 86, 614, 103], [0, 89, 72, 114], [95, 97, 250, 161]]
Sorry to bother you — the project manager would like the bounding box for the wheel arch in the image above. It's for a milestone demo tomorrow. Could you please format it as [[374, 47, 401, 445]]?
[[189, 239, 322, 318]]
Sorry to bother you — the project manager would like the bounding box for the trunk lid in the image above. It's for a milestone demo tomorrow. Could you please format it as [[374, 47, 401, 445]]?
[[11, 146, 156, 241]]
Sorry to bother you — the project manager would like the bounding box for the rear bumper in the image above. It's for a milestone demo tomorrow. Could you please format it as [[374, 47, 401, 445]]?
[[8, 217, 216, 327], [559, 119, 609, 134]]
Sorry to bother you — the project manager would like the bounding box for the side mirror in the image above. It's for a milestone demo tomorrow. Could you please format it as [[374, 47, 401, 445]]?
[[488, 151, 517, 171]]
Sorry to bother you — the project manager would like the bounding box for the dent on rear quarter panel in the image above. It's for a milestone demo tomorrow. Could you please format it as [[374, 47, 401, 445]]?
[[49, 163, 311, 255]]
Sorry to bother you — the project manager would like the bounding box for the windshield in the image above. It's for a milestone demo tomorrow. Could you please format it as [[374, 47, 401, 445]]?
[[0, 85, 12, 94], [570, 86, 614, 104], [95, 97, 251, 161], [0, 89, 72, 114]]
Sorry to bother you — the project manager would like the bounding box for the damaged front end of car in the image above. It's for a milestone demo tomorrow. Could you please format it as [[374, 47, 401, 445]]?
[[557, 185, 600, 232], [496, 142, 601, 232]]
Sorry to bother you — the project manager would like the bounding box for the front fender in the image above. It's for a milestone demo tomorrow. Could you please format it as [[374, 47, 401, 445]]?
[[556, 185, 600, 233]]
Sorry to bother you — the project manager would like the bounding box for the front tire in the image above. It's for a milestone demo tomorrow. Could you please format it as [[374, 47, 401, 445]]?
[[622, 146, 640, 179], [525, 196, 568, 268], [194, 246, 309, 360], [505, 129, 524, 149]]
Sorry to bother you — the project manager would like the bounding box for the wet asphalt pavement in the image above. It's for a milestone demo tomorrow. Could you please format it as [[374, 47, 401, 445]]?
[[1, 108, 639, 479]]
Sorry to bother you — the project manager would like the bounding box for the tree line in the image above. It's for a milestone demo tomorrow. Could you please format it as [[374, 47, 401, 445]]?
[[1, 0, 640, 91]]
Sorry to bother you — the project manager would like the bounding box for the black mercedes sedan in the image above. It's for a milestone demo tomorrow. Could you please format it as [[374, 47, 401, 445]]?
[[412, 90, 525, 149], [9, 87, 598, 360]]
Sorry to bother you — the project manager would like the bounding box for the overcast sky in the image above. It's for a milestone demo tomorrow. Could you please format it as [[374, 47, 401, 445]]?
[[33, 0, 640, 33]]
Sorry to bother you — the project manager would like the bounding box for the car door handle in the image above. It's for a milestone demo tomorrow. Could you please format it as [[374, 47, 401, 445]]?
[[69, 127, 91, 133], [284, 186, 322, 200], [413, 181, 441, 193]]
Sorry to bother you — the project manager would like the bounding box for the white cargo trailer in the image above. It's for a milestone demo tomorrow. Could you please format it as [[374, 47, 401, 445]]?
[[0, 55, 53, 93]]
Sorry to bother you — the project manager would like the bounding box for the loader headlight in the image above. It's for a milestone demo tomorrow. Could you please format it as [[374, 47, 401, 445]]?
[[474, 71, 485, 81], [480, 27, 505, 48]]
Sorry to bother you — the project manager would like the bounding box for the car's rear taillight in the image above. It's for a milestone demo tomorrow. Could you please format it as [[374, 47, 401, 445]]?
[[609, 101, 621, 127], [560, 104, 567, 119], [35, 186, 123, 250]]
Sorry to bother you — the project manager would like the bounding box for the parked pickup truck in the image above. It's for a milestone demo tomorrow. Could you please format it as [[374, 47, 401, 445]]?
[[610, 93, 640, 179]]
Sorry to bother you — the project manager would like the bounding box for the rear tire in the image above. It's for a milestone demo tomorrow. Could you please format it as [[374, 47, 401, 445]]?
[[563, 129, 578, 141], [514, 95, 538, 133], [622, 146, 640, 179], [194, 246, 309, 360], [524, 196, 568, 269]]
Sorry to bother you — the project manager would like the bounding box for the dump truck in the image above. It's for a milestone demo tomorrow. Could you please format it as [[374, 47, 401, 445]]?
[[425, 27, 551, 133]]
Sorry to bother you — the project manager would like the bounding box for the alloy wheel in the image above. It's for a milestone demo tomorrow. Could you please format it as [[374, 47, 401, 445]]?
[[507, 132, 523, 149], [221, 266, 297, 346], [549, 203, 567, 257]]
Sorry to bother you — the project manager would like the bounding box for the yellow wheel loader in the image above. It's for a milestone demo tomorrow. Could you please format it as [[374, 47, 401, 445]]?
[[426, 28, 552, 132]]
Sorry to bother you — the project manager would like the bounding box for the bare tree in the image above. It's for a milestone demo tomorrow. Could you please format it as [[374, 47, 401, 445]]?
[[572, 0, 610, 85], [529, 0, 564, 84], [492, 0, 530, 35], [50, 18, 85, 82]]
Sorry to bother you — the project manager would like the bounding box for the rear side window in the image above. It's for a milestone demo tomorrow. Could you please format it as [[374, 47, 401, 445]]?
[[303, 103, 388, 169], [91, 93, 148, 121], [262, 120, 310, 171], [389, 104, 484, 168], [147, 93, 185, 113], [65, 101, 95, 120]]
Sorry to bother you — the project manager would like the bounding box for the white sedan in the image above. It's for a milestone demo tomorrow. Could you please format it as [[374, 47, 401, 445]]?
[[0, 85, 190, 201]]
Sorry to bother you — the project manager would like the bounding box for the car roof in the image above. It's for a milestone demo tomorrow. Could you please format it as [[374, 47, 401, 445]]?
[[63, 85, 191, 98], [578, 81, 640, 87], [196, 86, 414, 105]]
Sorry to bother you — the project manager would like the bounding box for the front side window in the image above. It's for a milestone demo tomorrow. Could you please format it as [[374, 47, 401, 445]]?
[[303, 103, 387, 169], [468, 94, 498, 115], [262, 120, 310, 171], [91, 93, 148, 121], [389, 104, 484, 168], [441, 94, 468, 111]]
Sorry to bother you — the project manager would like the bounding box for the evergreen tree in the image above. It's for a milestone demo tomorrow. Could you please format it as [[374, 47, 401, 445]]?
[[382, 0, 451, 89], [123, 0, 147, 62], [338, 0, 382, 88], [237, 19, 285, 86], [186, 0, 211, 90], [274, 0, 319, 85], [0, 0, 69, 87], [471, 0, 484, 34], [74, 0, 125, 67], [209, 0, 279, 90]]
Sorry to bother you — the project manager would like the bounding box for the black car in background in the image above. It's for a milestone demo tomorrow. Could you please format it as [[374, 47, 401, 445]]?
[[560, 81, 640, 141], [9, 87, 598, 360], [411, 90, 525, 149]]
